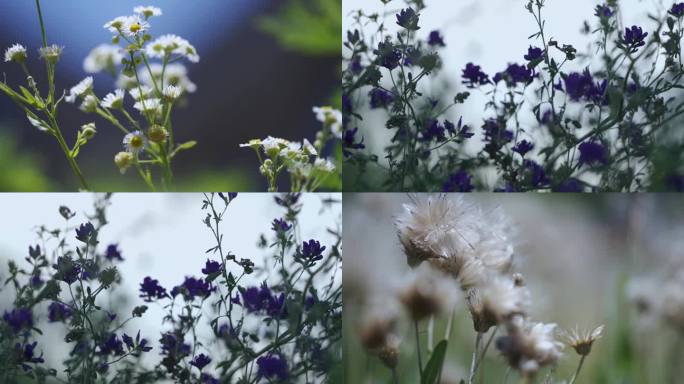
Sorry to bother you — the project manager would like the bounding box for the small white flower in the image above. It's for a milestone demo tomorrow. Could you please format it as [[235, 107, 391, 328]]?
[[281, 142, 302, 158], [4, 44, 27, 63], [302, 138, 317, 156], [38, 44, 63, 62], [129, 85, 153, 100], [314, 158, 336, 173], [313, 106, 342, 138], [83, 44, 123, 73], [114, 151, 135, 174], [133, 98, 162, 114], [146, 34, 199, 63], [101, 89, 125, 109], [262, 136, 288, 157], [79, 95, 99, 113], [65, 77, 94, 103], [564, 324, 605, 356], [122, 15, 149, 37], [123, 130, 147, 153], [134, 6, 162, 18], [104, 16, 129, 33], [139, 63, 197, 93], [162, 85, 183, 100]]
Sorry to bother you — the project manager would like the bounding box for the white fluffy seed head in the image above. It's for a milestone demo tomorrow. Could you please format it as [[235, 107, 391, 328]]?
[[4, 44, 27, 63]]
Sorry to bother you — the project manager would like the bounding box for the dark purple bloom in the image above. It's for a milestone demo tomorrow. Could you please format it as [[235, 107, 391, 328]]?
[[422, 119, 446, 142], [201, 259, 222, 275], [105, 244, 123, 261], [53, 256, 80, 285], [513, 140, 535, 157], [396, 8, 420, 30], [3, 308, 33, 333], [30, 274, 43, 287], [564, 69, 605, 102], [190, 354, 212, 370], [623, 25, 648, 50], [594, 4, 614, 18], [99, 333, 124, 356], [160, 332, 191, 357], [369, 88, 394, 109], [524, 46, 543, 61], [271, 218, 292, 233], [483, 119, 513, 144], [267, 293, 288, 319], [442, 170, 474, 192], [428, 30, 445, 47], [172, 276, 214, 300], [523, 160, 550, 188], [494, 63, 534, 86], [139, 276, 168, 302], [15, 342, 44, 371], [375, 41, 402, 70], [555, 178, 584, 192], [302, 240, 326, 263], [257, 354, 289, 381], [462, 63, 490, 88], [671, 3, 684, 17], [122, 333, 134, 349], [348, 55, 363, 74], [201, 373, 221, 384], [343, 127, 365, 157], [75, 222, 95, 243], [48, 302, 72, 322], [578, 141, 609, 165]]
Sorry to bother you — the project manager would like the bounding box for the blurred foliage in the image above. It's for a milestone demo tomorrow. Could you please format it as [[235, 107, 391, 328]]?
[[258, 0, 341, 56], [0, 131, 52, 191]]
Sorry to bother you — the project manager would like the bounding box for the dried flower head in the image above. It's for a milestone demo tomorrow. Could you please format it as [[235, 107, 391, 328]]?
[[398, 264, 460, 321], [466, 276, 529, 332], [496, 321, 564, 378], [564, 324, 604, 356], [4, 44, 27, 63]]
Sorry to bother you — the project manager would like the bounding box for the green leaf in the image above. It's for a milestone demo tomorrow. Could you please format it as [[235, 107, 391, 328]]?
[[422, 340, 448, 384], [175, 141, 197, 153]]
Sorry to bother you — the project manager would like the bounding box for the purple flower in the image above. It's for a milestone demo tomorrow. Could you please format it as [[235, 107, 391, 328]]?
[[15, 342, 44, 371], [201, 373, 221, 384], [578, 141, 609, 165], [30, 274, 43, 287], [160, 332, 191, 357], [396, 8, 420, 30], [623, 26, 648, 50], [513, 140, 535, 157], [564, 69, 605, 103], [190, 354, 212, 370], [75, 222, 95, 243], [494, 63, 534, 86], [3, 308, 33, 333], [343, 127, 365, 157], [99, 333, 124, 356], [302, 240, 326, 263], [523, 160, 550, 188], [48, 302, 73, 323], [524, 46, 543, 61], [105, 244, 123, 261], [462, 63, 490, 88], [428, 30, 445, 47], [122, 333, 134, 349], [374, 41, 402, 70], [139, 276, 168, 302], [257, 354, 289, 380], [271, 218, 292, 233], [267, 293, 288, 319], [442, 170, 474, 192], [670, 3, 684, 17], [240, 283, 273, 313], [369, 88, 394, 109], [422, 119, 446, 142], [201, 259, 222, 275], [483, 119, 513, 144], [172, 276, 214, 300], [53, 256, 80, 285], [594, 4, 614, 18]]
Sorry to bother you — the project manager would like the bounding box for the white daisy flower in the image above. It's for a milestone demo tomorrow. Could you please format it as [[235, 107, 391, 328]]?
[[162, 85, 183, 100], [121, 15, 149, 37], [146, 34, 199, 63], [134, 6, 162, 18], [302, 138, 317, 156], [133, 98, 162, 114], [123, 130, 147, 153], [262, 136, 288, 157], [313, 106, 343, 138], [129, 85, 153, 100], [65, 77, 94, 103], [281, 142, 302, 158], [314, 158, 336, 173], [139, 63, 197, 93], [4, 44, 27, 63], [564, 324, 605, 356], [83, 44, 123, 73], [79, 95, 99, 113], [101, 89, 125, 109], [38, 44, 63, 62], [104, 16, 129, 33]]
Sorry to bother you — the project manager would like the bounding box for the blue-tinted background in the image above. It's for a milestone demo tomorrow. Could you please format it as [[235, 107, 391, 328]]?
[[0, 0, 340, 190]]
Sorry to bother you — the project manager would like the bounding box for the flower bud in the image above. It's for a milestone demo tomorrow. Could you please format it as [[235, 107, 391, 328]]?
[[148, 125, 168, 143], [114, 152, 134, 174]]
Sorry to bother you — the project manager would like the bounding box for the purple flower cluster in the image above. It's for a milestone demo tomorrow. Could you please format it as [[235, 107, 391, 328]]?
[[428, 30, 445, 47], [160, 332, 191, 357], [48, 302, 73, 322], [442, 170, 474, 192], [462, 63, 490, 88], [369, 88, 394, 109], [578, 141, 609, 166], [671, 3, 684, 17], [594, 4, 614, 18], [302, 239, 326, 264], [396, 8, 420, 31], [493, 63, 534, 87], [201, 259, 222, 275], [105, 244, 123, 261], [75, 222, 95, 243], [236, 282, 288, 319], [623, 25, 648, 50], [16, 341, 45, 371], [563, 69, 606, 104], [343, 127, 365, 157], [3, 307, 33, 333], [257, 353, 289, 381], [98, 333, 124, 356], [524, 46, 544, 62], [139, 276, 168, 302], [375, 41, 402, 70], [171, 276, 214, 300], [53, 256, 81, 285]]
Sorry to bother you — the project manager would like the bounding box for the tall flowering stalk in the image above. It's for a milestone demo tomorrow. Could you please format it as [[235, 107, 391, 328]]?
[[343, 0, 684, 191], [1, 3, 198, 191]]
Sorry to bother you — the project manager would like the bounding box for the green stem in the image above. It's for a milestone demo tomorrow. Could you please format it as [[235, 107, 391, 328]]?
[[34, 0, 48, 48], [48, 116, 90, 190], [569, 355, 586, 384], [415, 321, 423, 379]]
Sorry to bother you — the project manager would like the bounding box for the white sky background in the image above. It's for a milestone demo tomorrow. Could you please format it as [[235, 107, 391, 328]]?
[[344, 0, 661, 183], [0, 193, 341, 375]]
